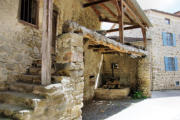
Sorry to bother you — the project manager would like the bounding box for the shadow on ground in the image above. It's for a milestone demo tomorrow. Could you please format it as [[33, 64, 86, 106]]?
[[82, 90, 180, 120], [82, 99, 142, 120]]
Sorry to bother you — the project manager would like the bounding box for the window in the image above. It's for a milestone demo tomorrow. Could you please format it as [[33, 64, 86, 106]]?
[[175, 81, 180, 86], [164, 57, 178, 71], [162, 32, 176, 46], [165, 18, 170, 25], [20, 0, 38, 25], [166, 33, 173, 46]]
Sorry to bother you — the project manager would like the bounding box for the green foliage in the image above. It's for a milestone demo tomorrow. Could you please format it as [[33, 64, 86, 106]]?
[[132, 91, 147, 99]]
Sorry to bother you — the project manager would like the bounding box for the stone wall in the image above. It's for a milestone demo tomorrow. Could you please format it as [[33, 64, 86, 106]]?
[[83, 41, 103, 102], [123, 10, 180, 91], [0, 0, 100, 84], [56, 33, 84, 119], [102, 54, 139, 90], [0, 0, 43, 83], [145, 11, 180, 90], [54, 0, 101, 34]]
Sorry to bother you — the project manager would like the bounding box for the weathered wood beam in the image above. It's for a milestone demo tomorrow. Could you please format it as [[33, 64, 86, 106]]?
[[99, 17, 135, 25], [141, 28, 147, 48], [122, 1, 145, 29], [113, 0, 124, 43], [87, 0, 101, 17], [106, 25, 140, 33], [41, 0, 53, 85], [88, 45, 109, 49], [100, 3, 117, 18], [83, 0, 110, 7]]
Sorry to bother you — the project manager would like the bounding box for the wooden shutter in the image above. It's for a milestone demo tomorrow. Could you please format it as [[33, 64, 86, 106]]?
[[175, 57, 178, 71], [162, 32, 167, 46], [164, 57, 169, 71], [173, 33, 176, 46]]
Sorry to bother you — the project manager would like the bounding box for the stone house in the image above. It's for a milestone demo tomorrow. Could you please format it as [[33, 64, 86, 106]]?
[[113, 9, 180, 91], [0, 0, 151, 120]]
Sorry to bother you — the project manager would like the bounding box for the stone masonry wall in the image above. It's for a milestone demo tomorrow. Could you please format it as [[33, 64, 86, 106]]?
[[102, 54, 139, 90], [0, 0, 43, 84], [124, 10, 180, 91], [0, 0, 100, 84], [56, 33, 84, 119], [145, 11, 180, 90], [83, 41, 103, 102]]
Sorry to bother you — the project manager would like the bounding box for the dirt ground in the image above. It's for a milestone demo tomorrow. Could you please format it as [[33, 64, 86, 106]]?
[[82, 90, 180, 120]]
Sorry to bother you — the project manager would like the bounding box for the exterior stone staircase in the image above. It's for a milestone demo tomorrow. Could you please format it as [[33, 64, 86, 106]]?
[[0, 59, 65, 120]]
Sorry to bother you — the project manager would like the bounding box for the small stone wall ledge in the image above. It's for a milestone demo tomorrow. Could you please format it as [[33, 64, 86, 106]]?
[[63, 21, 148, 57]]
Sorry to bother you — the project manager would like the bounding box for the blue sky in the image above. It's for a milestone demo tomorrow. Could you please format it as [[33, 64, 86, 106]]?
[[137, 0, 180, 13]]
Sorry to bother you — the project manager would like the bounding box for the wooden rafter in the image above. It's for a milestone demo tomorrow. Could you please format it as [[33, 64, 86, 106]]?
[[100, 3, 117, 18], [106, 25, 140, 33], [87, 0, 101, 17], [122, 1, 145, 29], [99, 17, 134, 25], [83, 0, 110, 7]]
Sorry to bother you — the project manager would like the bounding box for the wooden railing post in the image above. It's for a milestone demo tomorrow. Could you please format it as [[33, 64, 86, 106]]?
[[41, 0, 53, 85]]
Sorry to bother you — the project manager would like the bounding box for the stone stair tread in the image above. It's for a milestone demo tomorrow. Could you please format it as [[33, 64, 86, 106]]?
[[0, 116, 13, 120], [0, 91, 44, 100], [0, 103, 31, 115]]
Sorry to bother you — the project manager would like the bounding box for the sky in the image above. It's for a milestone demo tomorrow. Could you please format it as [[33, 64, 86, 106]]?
[[137, 0, 180, 13]]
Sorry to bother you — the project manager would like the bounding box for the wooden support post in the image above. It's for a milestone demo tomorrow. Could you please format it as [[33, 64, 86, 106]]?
[[41, 0, 53, 85], [113, 0, 124, 43], [141, 28, 147, 49]]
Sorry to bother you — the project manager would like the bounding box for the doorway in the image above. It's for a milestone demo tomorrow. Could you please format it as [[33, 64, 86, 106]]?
[[52, 10, 58, 54]]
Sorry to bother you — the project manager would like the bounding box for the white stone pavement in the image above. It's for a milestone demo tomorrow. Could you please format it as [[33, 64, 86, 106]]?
[[104, 90, 180, 120]]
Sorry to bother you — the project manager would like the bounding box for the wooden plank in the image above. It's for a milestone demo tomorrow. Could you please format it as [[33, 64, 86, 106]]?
[[83, 0, 110, 7], [87, 0, 101, 17], [141, 28, 147, 48], [99, 17, 135, 25], [106, 25, 140, 33], [88, 45, 109, 49], [41, 0, 53, 85], [100, 3, 117, 18]]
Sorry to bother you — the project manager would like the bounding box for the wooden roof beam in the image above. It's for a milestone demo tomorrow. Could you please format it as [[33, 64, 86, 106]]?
[[87, 0, 102, 17], [83, 0, 111, 7], [106, 25, 140, 33], [122, 1, 145, 29], [100, 3, 117, 18]]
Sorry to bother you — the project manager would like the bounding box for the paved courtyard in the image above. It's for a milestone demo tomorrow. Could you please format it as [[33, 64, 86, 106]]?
[[82, 90, 180, 120]]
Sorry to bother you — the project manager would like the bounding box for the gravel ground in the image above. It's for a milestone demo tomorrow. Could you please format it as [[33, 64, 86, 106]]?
[[82, 90, 180, 120]]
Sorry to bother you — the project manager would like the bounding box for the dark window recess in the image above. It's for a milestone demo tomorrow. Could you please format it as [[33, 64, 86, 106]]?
[[167, 57, 176, 71], [20, 0, 38, 25], [176, 81, 180, 86], [166, 33, 173, 46], [165, 18, 170, 25]]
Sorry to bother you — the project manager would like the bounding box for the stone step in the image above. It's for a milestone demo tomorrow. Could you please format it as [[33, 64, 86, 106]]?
[[18, 75, 41, 84], [0, 91, 44, 109], [8, 82, 59, 96], [0, 103, 31, 120], [18, 74, 63, 84], [0, 116, 13, 120], [27, 67, 56, 75]]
